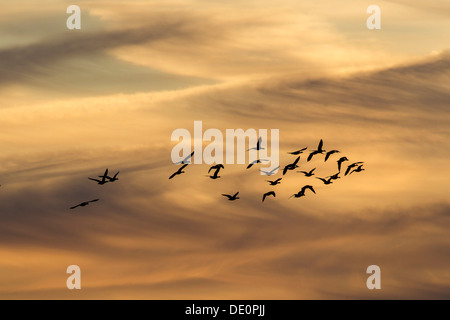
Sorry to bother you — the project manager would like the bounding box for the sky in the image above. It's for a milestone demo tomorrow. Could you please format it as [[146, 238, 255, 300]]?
[[0, 0, 449, 299]]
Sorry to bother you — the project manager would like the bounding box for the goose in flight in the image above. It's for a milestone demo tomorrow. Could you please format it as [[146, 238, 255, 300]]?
[[316, 177, 333, 185], [248, 137, 264, 151], [307, 139, 326, 162], [266, 178, 282, 185], [345, 162, 364, 176], [100, 171, 120, 182], [297, 168, 316, 177], [206, 168, 221, 179], [70, 199, 99, 210], [208, 164, 224, 173], [89, 169, 109, 185], [175, 151, 195, 164], [324, 150, 340, 162], [337, 157, 349, 172], [288, 147, 307, 155], [283, 156, 300, 175], [169, 164, 189, 179], [349, 164, 365, 175], [262, 191, 276, 202], [261, 166, 280, 176], [290, 185, 315, 198], [222, 192, 240, 201], [327, 172, 340, 180], [247, 159, 268, 169]]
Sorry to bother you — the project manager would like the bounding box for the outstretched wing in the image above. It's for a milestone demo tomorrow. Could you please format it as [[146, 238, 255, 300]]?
[[317, 139, 323, 152], [89, 199, 100, 204], [169, 172, 178, 179], [345, 165, 353, 176], [246, 163, 254, 169], [256, 136, 262, 149], [180, 164, 189, 171], [222, 194, 232, 199], [275, 178, 282, 183], [70, 204, 80, 210], [307, 151, 316, 162], [88, 178, 101, 183], [292, 156, 300, 166], [233, 192, 239, 197]]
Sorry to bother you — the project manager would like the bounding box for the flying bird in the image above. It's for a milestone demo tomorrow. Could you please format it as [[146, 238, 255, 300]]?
[[297, 168, 316, 177], [327, 172, 340, 180], [261, 166, 280, 176], [316, 177, 333, 185], [283, 156, 300, 175], [208, 164, 224, 173], [70, 199, 99, 210], [290, 185, 315, 198], [222, 192, 240, 201], [324, 150, 340, 162], [337, 157, 349, 172], [345, 162, 364, 176], [266, 178, 282, 185], [349, 164, 365, 175], [262, 191, 276, 202], [89, 169, 109, 185], [247, 159, 268, 169], [169, 164, 189, 179], [288, 147, 307, 155], [100, 171, 120, 182], [248, 136, 264, 151], [307, 139, 326, 162], [206, 168, 221, 179], [175, 151, 195, 164]]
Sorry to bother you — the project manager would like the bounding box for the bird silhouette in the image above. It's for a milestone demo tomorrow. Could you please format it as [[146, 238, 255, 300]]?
[[208, 164, 224, 173], [206, 169, 221, 179], [175, 151, 195, 164], [327, 172, 340, 180], [261, 166, 280, 176], [316, 177, 333, 185], [266, 178, 282, 185], [307, 139, 326, 162], [349, 164, 365, 175], [100, 171, 119, 182], [290, 185, 315, 198], [324, 150, 340, 162], [222, 192, 240, 201], [248, 137, 264, 151], [283, 156, 300, 175], [262, 191, 276, 202], [89, 169, 109, 185], [297, 168, 316, 177], [247, 159, 268, 169], [345, 162, 364, 176], [70, 199, 99, 210], [169, 164, 189, 179], [288, 147, 307, 155], [337, 157, 349, 172]]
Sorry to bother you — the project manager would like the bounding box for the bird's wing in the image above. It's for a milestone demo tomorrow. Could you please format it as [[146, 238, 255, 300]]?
[[257, 136, 262, 149], [324, 152, 331, 162], [275, 178, 282, 183], [268, 191, 276, 197], [318, 139, 323, 151], [103, 168, 109, 177], [282, 166, 289, 175], [113, 171, 120, 178], [345, 166, 353, 175], [288, 150, 300, 155], [222, 194, 232, 199], [208, 166, 214, 173], [70, 204, 80, 209], [180, 164, 189, 170], [307, 152, 315, 162], [234, 192, 239, 197], [246, 163, 253, 169], [169, 172, 177, 179], [88, 178, 101, 183], [309, 186, 316, 194], [292, 156, 300, 166], [262, 194, 267, 202], [316, 177, 325, 182], [89, 199, 100, 203]]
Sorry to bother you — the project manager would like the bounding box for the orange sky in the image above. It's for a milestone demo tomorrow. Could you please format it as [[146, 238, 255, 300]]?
[[0, 0, 449, 299]]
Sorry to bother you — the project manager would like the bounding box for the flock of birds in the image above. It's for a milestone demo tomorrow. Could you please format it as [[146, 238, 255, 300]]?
[[69, 169, 120, 210], [169, 138, 365, 202]]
